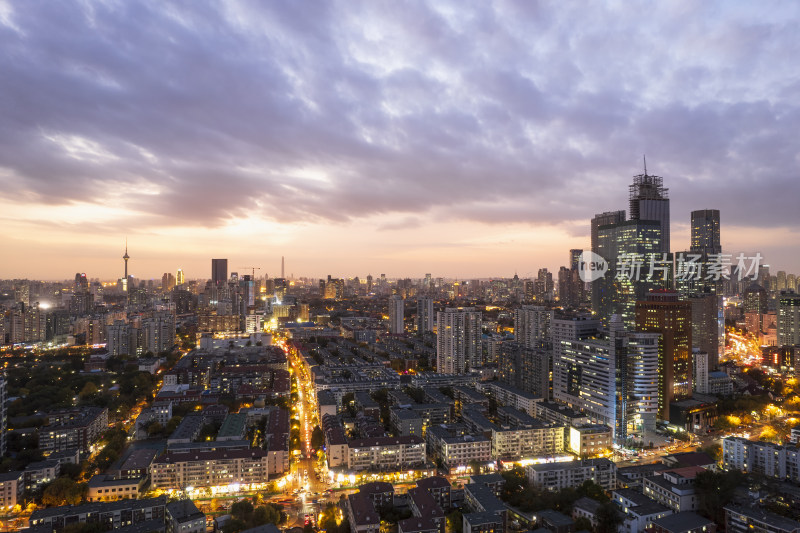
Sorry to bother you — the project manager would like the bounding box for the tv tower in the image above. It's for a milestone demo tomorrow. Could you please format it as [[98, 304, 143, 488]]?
[[123, 240, 130, 291]]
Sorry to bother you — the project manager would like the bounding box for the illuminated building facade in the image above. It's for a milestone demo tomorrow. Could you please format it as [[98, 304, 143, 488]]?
[[635, 290, 692, 421]]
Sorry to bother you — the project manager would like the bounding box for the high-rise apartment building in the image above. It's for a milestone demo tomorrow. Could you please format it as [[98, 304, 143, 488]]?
[[635, 290, 692, 421], [211, 259, 228, 285], [436, 308, 482, 374], [514, 305, 553, 349], [388, 295, 404, 334], [142, 312, 176, 355], [778, 291, 800, 346], [416, 297, 434, 335], [498, 342, 551, 399]]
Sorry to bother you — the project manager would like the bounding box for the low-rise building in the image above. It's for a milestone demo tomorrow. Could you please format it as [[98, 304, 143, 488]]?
[[39, 407, 108, 454], [527, 459, 616, 491], [391, 408, 424, 437], [416, 476, 452, 511], [28, 496, 167, 532], [567, 424, 612, 457], [612, 488, 673, 533], [150, 449, 269, 491], [0, 471, 23, 510], [725, 504, 800, 533], [87, 475, 146, 502], [166, 499, 205, 533], [358, 482, 394, 509], [347, 435, 426, 472], [426, 425, 492, 472], [650, 511, 717, 533], [347, 492, 380, 533], [642, 467, 703, 512], [24, 460, 59, 493]]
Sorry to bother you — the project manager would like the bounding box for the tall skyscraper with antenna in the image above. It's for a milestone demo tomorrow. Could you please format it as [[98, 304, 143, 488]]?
[[629, 157, 670, 253]]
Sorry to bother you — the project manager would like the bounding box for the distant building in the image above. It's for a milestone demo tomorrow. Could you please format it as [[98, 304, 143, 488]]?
[[436, 308, 482, 374]]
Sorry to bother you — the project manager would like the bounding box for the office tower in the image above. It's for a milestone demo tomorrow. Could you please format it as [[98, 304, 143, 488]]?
[[690, 209, 721, 254], [629, 167, 670, 253], [690, 292, 720, 369], [552, 315, 657, 440], [595, 219, 665, 327], [514, 305, 553, 349], [591, 210, 625, 254], [570, 249, 583, 270], [366, 275, 373, 294], [211, 259, 228, 285], [627, 330, 661, 436], [778, 291, 800, 346], [416, 297, 434, 335], [0, 376, 6, 457], [743, 283, 768, 333], [142, 312, 176, 354], [436, 307, 482, 374], [693, 350, 709, 394], [424, 273, 432, 291], [498, 341, 551, 399], [635, 290, 692, 421], [162, 272, 176, 291], [388, 295, 404, 334], [789, 274, 797, 292], [176, 269, 185, 286]]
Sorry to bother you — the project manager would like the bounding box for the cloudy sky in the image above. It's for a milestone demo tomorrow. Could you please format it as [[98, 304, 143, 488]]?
[[2, 1, 799, 281]]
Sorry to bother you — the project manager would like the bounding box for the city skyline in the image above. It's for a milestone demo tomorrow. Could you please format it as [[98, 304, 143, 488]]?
[[2, 2, 800, 279]]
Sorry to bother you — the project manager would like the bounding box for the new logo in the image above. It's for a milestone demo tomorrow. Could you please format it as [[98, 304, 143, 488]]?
[[578, 251, 609, 282]]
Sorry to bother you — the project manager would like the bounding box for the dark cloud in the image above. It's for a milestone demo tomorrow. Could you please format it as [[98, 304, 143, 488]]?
[[0, 0, 799, 235]]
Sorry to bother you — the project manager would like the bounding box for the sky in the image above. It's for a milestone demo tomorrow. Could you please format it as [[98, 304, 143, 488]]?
[[1, 1, 799, 281]]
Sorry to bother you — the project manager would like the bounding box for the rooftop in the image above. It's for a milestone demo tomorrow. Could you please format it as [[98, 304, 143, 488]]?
[[651, 511, 715, 533]]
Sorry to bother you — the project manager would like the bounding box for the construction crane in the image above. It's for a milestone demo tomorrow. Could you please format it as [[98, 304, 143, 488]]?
[[240, 266, 262, 279]]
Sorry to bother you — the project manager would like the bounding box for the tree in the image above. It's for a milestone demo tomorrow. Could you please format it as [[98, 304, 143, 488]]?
[[43, 478, 87, 506], [78, 381, 98, 399], [446, 510, 463, 533], [231, 500, 254, 523], [311, 426, 325, 451], [595, 503, 623, 533]]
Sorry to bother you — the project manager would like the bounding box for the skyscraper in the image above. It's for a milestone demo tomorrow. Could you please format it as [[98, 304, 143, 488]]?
[[514, 305, 553, 349], [552, 314, 658, 441], [629, 166, 670, 253], [416, 297, 434, 335], [591, 210, 625, 255], [436, 307, 482, 374], [595, 219, 665, 327], [635, 290, 692, 421], [690, 209, 721, 254], [778, 290, 800, 346], [388, 295, 404, 334], [176, 268, 185, 286], [212, 259, 228, 285]]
